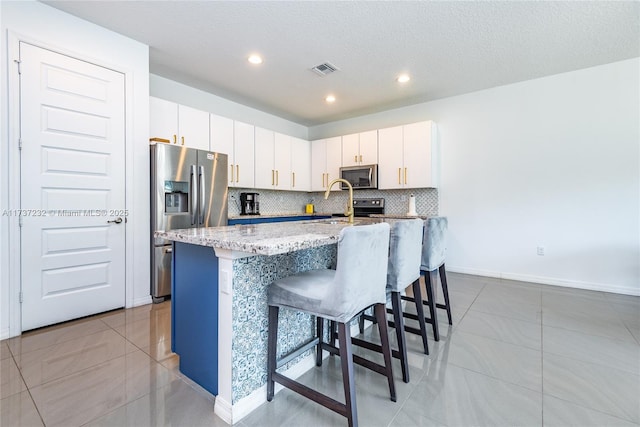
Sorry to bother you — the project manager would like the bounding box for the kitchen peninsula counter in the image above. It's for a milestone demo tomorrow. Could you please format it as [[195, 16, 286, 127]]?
[[157, 217, 403, 425]]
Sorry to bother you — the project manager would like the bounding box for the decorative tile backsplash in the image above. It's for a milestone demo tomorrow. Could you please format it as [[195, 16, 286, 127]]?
[[231, 244, 337, 403], [228, 187, 438, 217]]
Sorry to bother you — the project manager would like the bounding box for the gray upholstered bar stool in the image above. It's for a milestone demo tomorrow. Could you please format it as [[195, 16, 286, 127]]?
[[267, 223, 394, 427], [353, 218, 426, 383], [403, 216, 452, 342]]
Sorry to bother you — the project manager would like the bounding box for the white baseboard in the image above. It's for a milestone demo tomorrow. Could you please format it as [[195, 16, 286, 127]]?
[[447, 266, 640, 296], [0, 328, 10, 341], [219, 352, 323, 424], [131, 295, 153, 308]]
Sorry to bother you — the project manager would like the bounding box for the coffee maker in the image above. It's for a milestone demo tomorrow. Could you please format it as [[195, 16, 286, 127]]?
[[240, 192, 260, 215]]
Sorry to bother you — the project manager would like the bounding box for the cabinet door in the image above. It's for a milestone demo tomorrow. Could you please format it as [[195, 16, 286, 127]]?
[[310, 139, 327, 191], [325, 136, 342, 191], [209, 114, 234, 160], [359, 130, 378, 165], [341, 133, 359, 167], [178, 105, 209, 150], [274, 133, 292, 190], [377, 125, 404, 189], [403, 121, 433, 188], [233, 121, 255, 188], [149, 97, 178, 143], [290, 137, 310, 191], [254, 127, 275, 189]]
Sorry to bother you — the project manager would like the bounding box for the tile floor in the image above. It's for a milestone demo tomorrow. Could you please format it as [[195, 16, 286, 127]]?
[[1, 273, 639, 426]]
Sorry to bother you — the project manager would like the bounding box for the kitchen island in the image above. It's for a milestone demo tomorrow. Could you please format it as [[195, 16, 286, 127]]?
[[156, 218, 393, 424]]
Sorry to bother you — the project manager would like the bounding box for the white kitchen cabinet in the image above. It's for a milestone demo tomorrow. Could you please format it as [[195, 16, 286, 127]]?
[[377, 121, 438, 189], [232, 121, 255, 188], [311, 137, 342, 192], [341, 130, 378, 167], [149, 97, 209, 150], [255, 129, 296, 190], [209, 113, 233, 155], [274, 133, 292, 190], [290, 137, 310, 191]]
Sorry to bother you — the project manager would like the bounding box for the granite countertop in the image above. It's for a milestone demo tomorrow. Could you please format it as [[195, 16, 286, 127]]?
[[156, 217, 403, 256]]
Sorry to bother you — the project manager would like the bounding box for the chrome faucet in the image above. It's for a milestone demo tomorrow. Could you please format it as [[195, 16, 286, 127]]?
[[324, 178, 354, 224]]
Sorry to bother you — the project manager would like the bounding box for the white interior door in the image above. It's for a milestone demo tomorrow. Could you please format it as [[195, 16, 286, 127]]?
[[19, 42, 126, 331]]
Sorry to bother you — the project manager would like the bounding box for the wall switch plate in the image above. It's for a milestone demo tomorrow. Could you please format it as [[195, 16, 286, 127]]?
[[220, 270, 231, 294], [537, 246, 545, 256]]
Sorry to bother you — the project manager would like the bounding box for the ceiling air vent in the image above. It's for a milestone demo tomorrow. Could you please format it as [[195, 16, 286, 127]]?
[[311, 62, 339, 76]]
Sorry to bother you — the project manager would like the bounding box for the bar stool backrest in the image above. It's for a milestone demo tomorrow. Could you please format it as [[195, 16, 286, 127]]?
[[421, 217, 448, 272], [328, 222, 390, 323], [387, 219, 423, 292]]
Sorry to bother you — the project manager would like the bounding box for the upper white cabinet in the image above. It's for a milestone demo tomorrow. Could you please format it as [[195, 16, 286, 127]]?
[[149, 97, 209, 150], [254, 127, 292, 190], [341, 130, 378, 167], [274, 133, 292, 190], [290, 137, 311, 192], [377, 121, 438, 189], [311, 137, 342, 192], [232, 121, 255, 188]]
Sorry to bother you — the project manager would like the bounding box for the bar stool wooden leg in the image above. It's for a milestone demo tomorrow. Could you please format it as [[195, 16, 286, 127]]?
[[390, 292, 409, 383], [267, 305, 279, 401], [316, 316, 324, 366], [337, 322, 358, 427], [411, 278, 430, 355], [439, 265, 453, 325], [424, 270, 441, 341], [374, 303, 397, 402]]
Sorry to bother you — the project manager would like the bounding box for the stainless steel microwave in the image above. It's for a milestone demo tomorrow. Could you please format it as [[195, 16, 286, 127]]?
[[339, 164, 378, 189]]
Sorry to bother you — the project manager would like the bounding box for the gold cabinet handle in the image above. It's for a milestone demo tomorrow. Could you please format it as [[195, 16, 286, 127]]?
[[404, 167, 408, 184], [276, 170, 279, 186], [360, 155, 363, 163], [354, 155, 357, 162], [149, 137, 170, 144], [181, 136, 185, 146], [322, 173, 325, 188], [236, 165, 239, 182], [271, 170, 274, 185], [398, 168, 401, 184], [292, 172, 296, 187], [173, 135, 177, 144], [230, 164, 234, 182]]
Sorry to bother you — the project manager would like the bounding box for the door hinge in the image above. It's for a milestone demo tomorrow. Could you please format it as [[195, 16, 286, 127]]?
[[18, 138, 22, 151], [19, 292, 23, 303], [18, 216, 23, 227], [14, 59, 21, 75]]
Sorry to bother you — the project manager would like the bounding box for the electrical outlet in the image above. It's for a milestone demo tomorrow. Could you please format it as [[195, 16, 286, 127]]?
[[537, 246, 545, 256]]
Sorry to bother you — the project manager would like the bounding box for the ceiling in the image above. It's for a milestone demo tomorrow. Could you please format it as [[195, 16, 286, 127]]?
[[42, 1, 639, 127]]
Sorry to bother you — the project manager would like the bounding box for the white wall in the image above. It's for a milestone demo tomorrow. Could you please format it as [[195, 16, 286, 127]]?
[[1, 1, 150, 338], [150, 74, 308, 139], [311, 58, 640, 295]]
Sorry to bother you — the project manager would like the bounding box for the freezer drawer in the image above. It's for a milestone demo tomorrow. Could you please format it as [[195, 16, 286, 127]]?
[[152, 245, 172, 300]]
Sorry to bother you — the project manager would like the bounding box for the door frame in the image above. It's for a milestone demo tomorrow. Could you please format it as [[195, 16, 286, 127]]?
[[6, 32, 138, 337]]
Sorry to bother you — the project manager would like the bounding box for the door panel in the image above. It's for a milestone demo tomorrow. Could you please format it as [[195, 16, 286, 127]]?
[[19, 42, 126, 331]]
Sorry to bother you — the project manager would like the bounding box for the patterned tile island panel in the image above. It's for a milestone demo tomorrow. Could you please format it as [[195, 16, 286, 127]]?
[[231, 244, 337, 403]]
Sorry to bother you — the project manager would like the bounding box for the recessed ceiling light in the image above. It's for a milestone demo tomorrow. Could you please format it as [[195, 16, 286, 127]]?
[[248, 54, 263, 65], [397, 74, 411, 83], [325, 95, 336, 103]]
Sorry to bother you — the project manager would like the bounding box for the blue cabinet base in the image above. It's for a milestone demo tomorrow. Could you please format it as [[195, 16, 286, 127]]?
[[171, 241, 219, 395]]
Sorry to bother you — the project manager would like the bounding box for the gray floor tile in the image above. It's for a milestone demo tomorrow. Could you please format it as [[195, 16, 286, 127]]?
[[0, 341, 11, 360], [543, 353, 640, 423], [399, 362, 542, 426], [542, 308, 637, 343], [457, 309, 541, 350], [471, 291, 542, 323], [543, 394, 638, 427], [85, 379, 222, 427], [0, 357, 27, 399], [0, 390, 44, 427], [444, 330, 542, 391], [543, 325, 640, 374]]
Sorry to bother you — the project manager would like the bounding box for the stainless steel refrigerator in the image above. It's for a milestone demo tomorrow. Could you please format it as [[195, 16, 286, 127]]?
[[151, 144, 228, 302]]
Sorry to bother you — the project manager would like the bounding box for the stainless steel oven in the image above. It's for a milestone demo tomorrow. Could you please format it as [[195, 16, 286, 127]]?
[[352, 198, 385, 217]]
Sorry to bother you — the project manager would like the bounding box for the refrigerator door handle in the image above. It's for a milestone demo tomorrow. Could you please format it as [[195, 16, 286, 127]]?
[[190, 165, 198, 225], [198, 165, 205, 225]]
